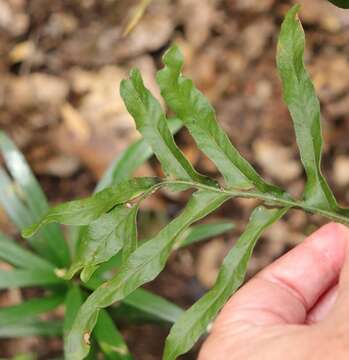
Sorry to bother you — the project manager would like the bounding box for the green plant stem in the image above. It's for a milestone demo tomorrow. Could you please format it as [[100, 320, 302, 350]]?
[[149, 180, 349, 226]]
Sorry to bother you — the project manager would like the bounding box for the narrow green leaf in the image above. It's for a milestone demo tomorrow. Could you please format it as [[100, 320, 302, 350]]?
[[121, 69, 213, 186], [66, 190, 230, 359], [163, 206, 288, 360], [96, 140, 153, 192], [177, 221, 234, 248], [96, 118, 182, 192], [156, 46, 282, 195], [121, 205, 139, 263], [22, 177, 159, 238], [94, 310, 133, 360], [83, 255, 184, 324], [64, 286, 84, 338], [67, 205, 139, 282], [0, 166, 68, 266], [0, 269, 64, 289], [122, 288, 183, 324], [0, 167, 33, 229], [0, 319, 62, 338], [0, 231, 53, 271], [0, 131, 48, 217], [81, 118, 181, 264], [0, 131, 69, 266], [84, 266, 184, 325], [276, 5, 338, 210], [0, 294, 64, 326]]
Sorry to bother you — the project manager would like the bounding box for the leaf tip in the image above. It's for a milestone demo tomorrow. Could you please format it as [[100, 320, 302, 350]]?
[[80, 266, 96, 283], [162, 44, 184, 71], [129, 67, 141, 80], [21, 224, 36, 238], [286, 4, 302, 23]]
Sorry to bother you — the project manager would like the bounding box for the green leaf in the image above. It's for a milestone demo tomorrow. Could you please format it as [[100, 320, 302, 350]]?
[[64, 286, 84, 338], [84, 266, 184, 325], [0, 131, 69, 266], [121, 69, 213, 186], [0, 167, 66, 265], [22, 177, 159, 238], [156, 46, 283, 195], [0, 319, 62, 338], [96, 118, 182, 192], [0, 231, 53, 271], [122, 288, 183, 324], [83, 255, 184, 324], [67, 205, 139, 282], [276, 5, 338, 210], [94, 310, 133, 360], [163, 206, 288, 360], [0, 131, 48, 217], [121, 205, 139, 263], [327, 0, 349, 8], [0, 269, 64, 289], [0, 294, 64, 326], [0, 167, 33, 229], [96, 139, 153, 192], [66, 190, 230, 359], [177, 221, 234, 248]]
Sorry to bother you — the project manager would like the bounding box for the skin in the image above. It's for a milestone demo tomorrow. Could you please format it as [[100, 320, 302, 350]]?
[[199, 223, 349, 360]]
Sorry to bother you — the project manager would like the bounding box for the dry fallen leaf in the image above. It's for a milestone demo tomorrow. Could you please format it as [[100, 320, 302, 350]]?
[[123, 0, 154, 36]]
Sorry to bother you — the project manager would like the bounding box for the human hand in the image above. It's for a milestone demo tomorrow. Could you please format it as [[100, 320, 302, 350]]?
[[199, 223, 349, 360]]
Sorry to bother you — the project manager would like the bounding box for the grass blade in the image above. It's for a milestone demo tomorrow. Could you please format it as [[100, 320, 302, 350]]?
[[84, 270, 184, 325], [64, 285, 84, 360], [122, 288, 183, 324], [0, 131, 69, 266], [0, 319, 62, 338], [156, 46, 283, 195], [163, 206, 288, 359], [121, 70, 213, 186], [0, 131, 49, 217], [95, 140, 152, 192], [0, 294, 64, 326], [0, 269, 64, 289], [0, 231, 53, 271], [177, 221, 234, 248], [0, 167, 33, 229], [66, 190, 230, 359], [94, 309, 133, 360]]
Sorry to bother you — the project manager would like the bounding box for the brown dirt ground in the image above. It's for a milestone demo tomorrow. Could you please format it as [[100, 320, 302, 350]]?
[[0, 0, 349, 358]]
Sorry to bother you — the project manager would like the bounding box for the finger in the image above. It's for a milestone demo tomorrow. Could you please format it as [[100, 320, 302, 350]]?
[[213, 223, 349, 331], [327, 228, 349, 317], [306, 284, 338, 324]]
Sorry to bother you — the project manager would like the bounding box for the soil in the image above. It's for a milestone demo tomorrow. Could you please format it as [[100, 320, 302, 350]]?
[[0, 0, 348, 358]]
